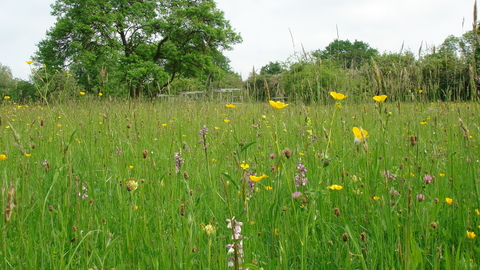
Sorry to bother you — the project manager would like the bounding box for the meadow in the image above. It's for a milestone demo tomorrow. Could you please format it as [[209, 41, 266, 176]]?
[[0, 95, 479, 269]]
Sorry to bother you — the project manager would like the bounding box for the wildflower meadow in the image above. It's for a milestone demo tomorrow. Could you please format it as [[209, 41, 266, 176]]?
[[1, 94, 479, 269]]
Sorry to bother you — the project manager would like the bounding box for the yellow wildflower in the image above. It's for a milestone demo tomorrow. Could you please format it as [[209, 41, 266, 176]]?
[[445, 198, 453, 204], [0, 154, 7, 160], [25, 60, 34, 65], [352, 127, 369, 143], [225, 104, 236, 108], [329, 91, 347, 100], [269, 100, 289, 109], [98, 93, 103, 96], [420, 122, 427, 125], [467, 231, 476, 239], [265, 186, 273, 190], [249, 174, 268, 182], [327, 184, 343, 190], [240, 161, 249, 170], [25, 154, 32, 157], [126, 179, 138, 191], [4, 96, 10, 100], [373, 196, 380, 201], [79, 92, 86, 95], [202, 223, 217, 236], [128, 165, 134, 169], [373, 95, 387, 102], [223, 119, 230, 123], [475, 209, 480, 215], [439, 173, 445, 177]]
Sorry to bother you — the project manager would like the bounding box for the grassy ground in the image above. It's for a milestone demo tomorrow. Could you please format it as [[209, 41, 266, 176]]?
[[0, 97, 479, 269]]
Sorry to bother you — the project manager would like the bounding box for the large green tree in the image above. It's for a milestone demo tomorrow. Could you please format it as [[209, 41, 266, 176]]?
[[35, 0, 242, 97], [313, 39, 378, 69]]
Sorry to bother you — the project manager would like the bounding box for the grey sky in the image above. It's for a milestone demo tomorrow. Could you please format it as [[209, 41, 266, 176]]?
[[0, 0, 474, 81]]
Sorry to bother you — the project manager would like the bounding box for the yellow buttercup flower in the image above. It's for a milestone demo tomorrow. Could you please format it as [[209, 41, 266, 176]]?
[[327, 184, 343, 190], [269, 100, 289, 109], [352, 127, 369, 143], [467, 231, 476, 239], [373, 196, 380, 201], [249, 174, 268, 182], [225, 104, 236, 108], [79, 92, 86, 95], [25, 154, 32, 157], [223, 119, 230, 123], [98, 93, 103, 96], [329, 91, 347, 100], [4, 96, 10, 100], [25, 60, 34, 65], [445, 198, 453, 204], [240, 161, 249, 170], [265, 186, 273, 190], [0, 154, 7, 160], [373, 95, 387, 102]]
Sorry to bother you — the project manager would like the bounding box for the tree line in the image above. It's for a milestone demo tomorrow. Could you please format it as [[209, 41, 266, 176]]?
[[248, 33, 480, 103]]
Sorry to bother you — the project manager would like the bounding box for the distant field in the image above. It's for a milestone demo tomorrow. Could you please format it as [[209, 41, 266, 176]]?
[[0, 98, 479, 269]]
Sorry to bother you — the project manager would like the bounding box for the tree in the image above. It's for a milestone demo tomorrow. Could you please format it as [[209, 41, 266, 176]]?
[[0, 63, 15, 97], [313, 39, 378, 69], [260, 61, 285, 75], [35, 0, 242, 98]]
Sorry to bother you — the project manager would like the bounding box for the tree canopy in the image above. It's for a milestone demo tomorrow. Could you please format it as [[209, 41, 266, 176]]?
[[313, 39, 378, 69], [35, 0, 242, 97]]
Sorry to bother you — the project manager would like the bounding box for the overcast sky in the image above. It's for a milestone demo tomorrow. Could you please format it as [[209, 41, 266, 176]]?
[[0, 0, 475, 81]]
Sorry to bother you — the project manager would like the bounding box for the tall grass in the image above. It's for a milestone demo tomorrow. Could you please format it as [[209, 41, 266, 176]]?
[[0, 96, 479, 269]]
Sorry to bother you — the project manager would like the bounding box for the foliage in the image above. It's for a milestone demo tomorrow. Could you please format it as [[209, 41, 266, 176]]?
[[243, 34, 480, 103], [260, 61, 285, 75], [0, 63, 15, 97], [245, 73, 282, 102], [34, 0, 242, 98], [313, 39, 379, 69]]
